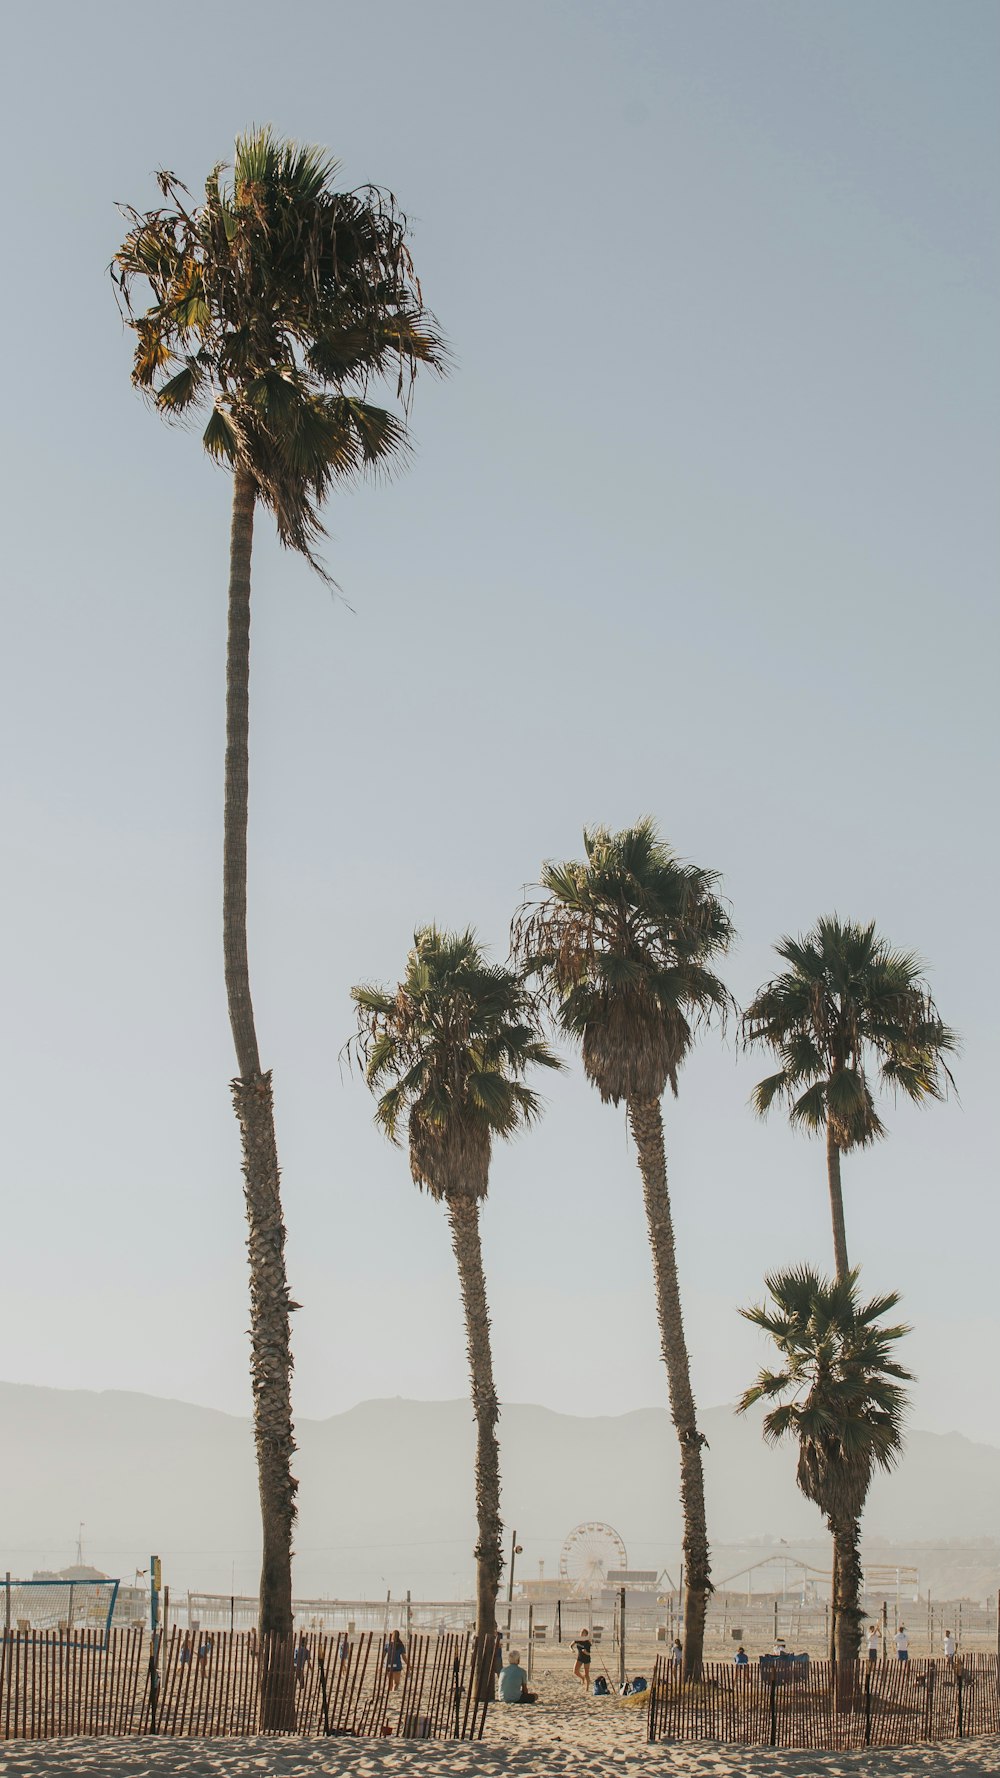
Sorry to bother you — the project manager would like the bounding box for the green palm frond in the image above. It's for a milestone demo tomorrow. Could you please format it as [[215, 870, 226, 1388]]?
[[743, 914, 957, 1151], [114, 126, 447, 578], [788, 1081, 828, 1131], [737, 1266, 912, 1525], [348, 926, 561, 1202], [513, 819, 733, 1106]]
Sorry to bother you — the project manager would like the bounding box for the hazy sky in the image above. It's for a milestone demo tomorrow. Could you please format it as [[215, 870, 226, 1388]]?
[[2, 2, 998, 1460]]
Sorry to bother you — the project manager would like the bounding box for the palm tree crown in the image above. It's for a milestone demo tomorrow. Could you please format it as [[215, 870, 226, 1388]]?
[[113, 126, 446, 572], [743, 916, 956, 1151], [513, 818, 734, 1103], [738, 1266, 912, 1526], [350, 926, 562, 1198]]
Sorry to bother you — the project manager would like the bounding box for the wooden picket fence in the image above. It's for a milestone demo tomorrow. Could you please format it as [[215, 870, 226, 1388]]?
[[0, 1627, 497, 1741], [647, 1652, 1000, 1748]]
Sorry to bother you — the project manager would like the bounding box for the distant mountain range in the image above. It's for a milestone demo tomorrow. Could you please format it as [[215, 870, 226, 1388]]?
[[3, 1383, 998, 1600]]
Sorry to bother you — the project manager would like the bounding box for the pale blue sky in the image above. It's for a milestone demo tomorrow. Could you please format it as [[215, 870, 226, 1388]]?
[[1, 2, 997, 1453]]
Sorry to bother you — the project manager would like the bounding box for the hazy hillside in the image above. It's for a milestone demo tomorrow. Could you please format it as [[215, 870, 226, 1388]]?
[[3, 1384, 999, 1599]]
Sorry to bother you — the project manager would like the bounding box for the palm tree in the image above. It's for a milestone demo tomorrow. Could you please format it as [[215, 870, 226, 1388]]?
[[743, 917, 956, 1281], [514, 820, 733, 1678], [113, 130, 445, 1642], [738, 1266, 911, 1666], [349, 927, 561, 1640]]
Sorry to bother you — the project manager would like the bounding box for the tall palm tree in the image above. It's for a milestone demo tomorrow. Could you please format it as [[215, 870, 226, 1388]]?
[[743, 918, 956, 1281], [349, 927, 561, 1640], [738, 1266, 911, 1665], [113, 129, 445, 1641], [514, 820, 733, 1678]]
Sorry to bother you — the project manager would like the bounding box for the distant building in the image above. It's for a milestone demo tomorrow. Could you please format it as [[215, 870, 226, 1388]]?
[[31, 1565, 109, 1583], [606, 1570, 659, 1592]]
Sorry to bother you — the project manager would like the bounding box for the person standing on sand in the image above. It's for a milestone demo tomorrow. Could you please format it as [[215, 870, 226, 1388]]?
[[734, 1646, 749, 1669], [943, 1629, 956, 1663], [572, 1630, 592, 1687], [384, 1629, 407, 1692], [867, 1625, 881, 1661], [895, 1625, 909, 1661], [671, 1638, 683, 1667]]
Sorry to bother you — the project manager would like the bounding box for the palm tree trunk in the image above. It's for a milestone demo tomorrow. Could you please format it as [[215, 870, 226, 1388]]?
[[445, 1193, 502, 1642], [826, 1119, 849, 1281], [831, 1516, 864, 1704], [224, 465, 298, 1650], [628, 1098, 710, 1680]]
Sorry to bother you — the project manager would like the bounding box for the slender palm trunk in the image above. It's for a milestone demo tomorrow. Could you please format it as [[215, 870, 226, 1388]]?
[[831, 1515, 864, 1705], [825, 1113, 848, 1661], [445, 1192, 502, 1642], [826, 1116, 849, 1281], [628, 1098, 710, 1680], [224, 465, 298, 1647]]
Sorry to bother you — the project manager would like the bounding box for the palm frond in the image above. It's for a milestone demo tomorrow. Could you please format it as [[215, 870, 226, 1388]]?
[[349, 927, 557, 1202], [114, 126, 447, 579]]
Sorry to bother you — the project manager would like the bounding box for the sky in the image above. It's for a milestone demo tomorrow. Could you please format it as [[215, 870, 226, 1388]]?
[[1, 0, 998, 1480]]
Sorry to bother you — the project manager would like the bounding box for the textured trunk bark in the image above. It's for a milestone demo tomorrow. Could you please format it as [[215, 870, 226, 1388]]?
[[445, 1193, 502, 1644], [826, 1113, 849, 1281], [628, 1098, 710, 1680], [224, 466, 298, 1667], [831, 1516, 864, 1665]]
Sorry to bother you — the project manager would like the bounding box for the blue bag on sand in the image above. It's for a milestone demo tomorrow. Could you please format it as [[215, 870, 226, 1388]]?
[[593, 1675, 610, 1696]]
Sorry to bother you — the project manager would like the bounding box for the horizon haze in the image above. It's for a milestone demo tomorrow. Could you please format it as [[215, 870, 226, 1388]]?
[[1, 2, 997, 1463]]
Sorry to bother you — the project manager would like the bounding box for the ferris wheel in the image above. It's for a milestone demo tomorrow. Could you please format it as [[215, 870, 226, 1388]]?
[[559, 1522, 628, 1596]]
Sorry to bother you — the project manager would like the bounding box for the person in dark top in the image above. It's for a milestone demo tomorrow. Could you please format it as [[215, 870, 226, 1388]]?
[[572, 1631, 592, 1688], [384, 1629, 407, 1692]]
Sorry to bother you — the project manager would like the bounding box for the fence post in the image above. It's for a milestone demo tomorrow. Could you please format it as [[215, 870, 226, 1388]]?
[[769, 1671, 777, 1747], [4, 1573, 9, 1637], [924, 1658, 935, 1740], [956, 1665, 964, 1739], [864, 1656, 872, 1745], [647, 1679, 657, 1744], [405, 1590, 412, 1645], [453, 1654, 461, 1739], [527, 1604, 534, 1680], [317, 1654, 331, 1735], [619, 1587, 626, 1691], [556, 1599, 561, 1644]]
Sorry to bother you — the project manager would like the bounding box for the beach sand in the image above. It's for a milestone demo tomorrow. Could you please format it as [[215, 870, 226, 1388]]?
[[1, 1668, 997, 1777]]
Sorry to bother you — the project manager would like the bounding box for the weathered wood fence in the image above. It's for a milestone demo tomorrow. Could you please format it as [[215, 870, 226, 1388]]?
[[647, 1653, 1000, 1748], [1, 1627, 497, 1741]]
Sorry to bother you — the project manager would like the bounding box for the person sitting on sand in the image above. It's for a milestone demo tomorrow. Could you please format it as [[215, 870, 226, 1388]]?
[[499, 1650, 536, 1703], [384, 1629, 407, 1692], [572, 1630, 592, 1688]]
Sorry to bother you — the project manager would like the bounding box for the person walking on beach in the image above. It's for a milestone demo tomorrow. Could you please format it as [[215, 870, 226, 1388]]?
[[895, 1625, 909, 1661], [943, 1629, 956, 1663], [572, 1630, 592, 1687], [867, 1625, 881, 1661], [384, 1629, 407, 1692]]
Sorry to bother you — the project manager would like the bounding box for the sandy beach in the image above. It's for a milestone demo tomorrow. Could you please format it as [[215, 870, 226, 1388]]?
[[2, 1667, 998, 1777]]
